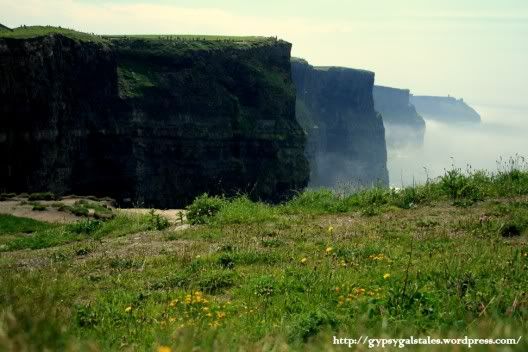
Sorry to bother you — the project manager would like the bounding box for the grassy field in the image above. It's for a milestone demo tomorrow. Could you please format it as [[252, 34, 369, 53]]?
[[1, 164, 527, 351]]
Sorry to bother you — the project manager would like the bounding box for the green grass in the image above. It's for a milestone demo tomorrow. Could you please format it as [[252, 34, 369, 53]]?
[[0, 25, 108, 44], [52, 199, 115, 219], [27, 192, 56, 201], [0, 214, 54, 235], [1, 166, 527, 351], [0, 212, 169, 252], [185, 164, 528, 226]]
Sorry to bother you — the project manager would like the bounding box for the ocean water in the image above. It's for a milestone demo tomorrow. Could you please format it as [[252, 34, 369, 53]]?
[[387, 104, 528, 187]]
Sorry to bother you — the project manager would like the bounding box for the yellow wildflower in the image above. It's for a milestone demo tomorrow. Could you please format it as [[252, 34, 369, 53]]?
[[216, 311, 226, 319], [383, 273, 391, 280], [328, 226, 334, 234], [169, 299, 178, 307], [124, 306, 132, 313], [300, 257, 308, 264], [325, 247, 333, 254], [158, 346, 172, 352]]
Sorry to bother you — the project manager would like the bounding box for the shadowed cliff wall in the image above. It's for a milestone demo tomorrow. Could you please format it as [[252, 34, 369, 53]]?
[[0, 35, 309, 207], [292, 59, 389, 188], [373, 85, 425, 148]]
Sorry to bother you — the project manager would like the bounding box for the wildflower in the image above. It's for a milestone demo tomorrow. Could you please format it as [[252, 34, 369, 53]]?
[[383, 273, 391, 280], [209, 321, 220, 328], [369, 254, 386, 261], [158, 346, 172, 352], [125, 306, 132, 313], [328, 226, 334, 234], [300, 257, 307, 264], [325, 247, 333, 254], [169, 299, 178, 307], [216, 311, 226, 319]]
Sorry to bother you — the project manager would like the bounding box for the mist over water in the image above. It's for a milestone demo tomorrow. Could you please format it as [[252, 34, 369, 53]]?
[[387, 104, 528, 187]]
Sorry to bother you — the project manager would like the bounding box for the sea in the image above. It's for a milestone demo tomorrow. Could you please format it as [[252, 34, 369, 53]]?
[[387, 103, 528, 187]]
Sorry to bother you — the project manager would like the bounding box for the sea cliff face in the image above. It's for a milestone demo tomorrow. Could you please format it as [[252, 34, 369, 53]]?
[[410, 95, 481, 123], [0, 34, 309, 207], [373, 85, 426, 148], [292, 59, 389, 188]]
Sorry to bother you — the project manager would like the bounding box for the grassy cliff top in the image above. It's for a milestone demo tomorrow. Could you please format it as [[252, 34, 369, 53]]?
[[105, 34, 271, 42], [0, 26, 109, 44], [315, 65, 373, 75], [108, 35, 283, 56], [0, 26, 279, 49], [292, 57, 374, 76]]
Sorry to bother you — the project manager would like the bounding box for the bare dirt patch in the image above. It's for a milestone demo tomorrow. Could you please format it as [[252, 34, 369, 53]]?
[[0, 196, 187, 225]]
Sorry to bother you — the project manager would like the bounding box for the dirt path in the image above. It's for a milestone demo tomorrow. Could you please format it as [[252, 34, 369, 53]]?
[[0, 199, 79, 223], [0, 196, 187, 225]]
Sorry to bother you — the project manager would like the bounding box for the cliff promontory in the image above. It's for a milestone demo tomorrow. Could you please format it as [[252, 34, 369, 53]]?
[[373, 85, 425, 148], [410, 95, 481, 123], [0, 27, 309, 207], [292, 58, 389, 188]]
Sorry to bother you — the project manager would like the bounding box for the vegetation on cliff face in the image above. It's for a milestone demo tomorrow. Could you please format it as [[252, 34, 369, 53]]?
[[0, 161, 527, 351]]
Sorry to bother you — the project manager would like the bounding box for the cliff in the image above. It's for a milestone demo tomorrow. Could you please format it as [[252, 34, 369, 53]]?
[[410, 95, 481, 123], [292, 58, 388, 188], [373, 85, 425, 148], [0, 27, 309, 207]]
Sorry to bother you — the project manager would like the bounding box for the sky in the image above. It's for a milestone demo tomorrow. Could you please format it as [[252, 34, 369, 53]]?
[[1, 0, 527, 107]]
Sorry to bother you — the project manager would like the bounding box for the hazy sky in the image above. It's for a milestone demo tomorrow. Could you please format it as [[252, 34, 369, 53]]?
[[1, 0, 527, 107]]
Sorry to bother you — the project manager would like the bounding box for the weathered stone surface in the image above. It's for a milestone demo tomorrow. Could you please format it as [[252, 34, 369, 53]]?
[[373, 85, 426, 148], [0, 35, 309, 207], [292, 58, 389, 188]]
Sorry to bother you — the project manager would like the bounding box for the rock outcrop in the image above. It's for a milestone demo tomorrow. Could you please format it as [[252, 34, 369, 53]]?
[[292, 58, 388, 188], [373, 85, 425, 148], [410, 95, 481, 123], [0, 31, 309, 207]]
